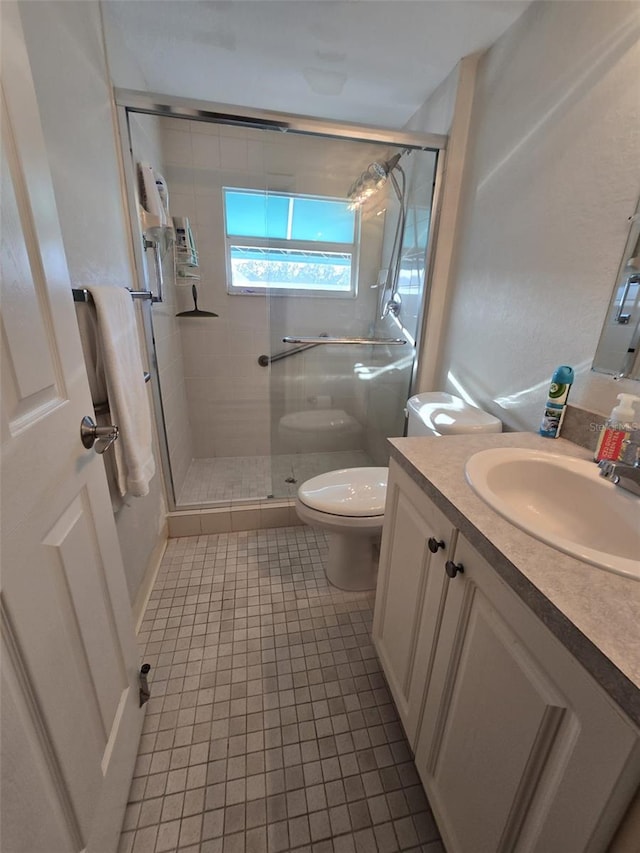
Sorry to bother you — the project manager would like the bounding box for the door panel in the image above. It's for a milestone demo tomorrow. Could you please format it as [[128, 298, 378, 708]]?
[[373, 459, 455, 745], [1, 627, 79, 852], [421, 583, 568, 852], [44, 491, 129, 734], [0, 137, 60, 409], [1, 4, 143, 850]]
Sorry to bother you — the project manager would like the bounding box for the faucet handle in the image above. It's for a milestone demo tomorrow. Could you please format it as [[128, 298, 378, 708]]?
[[598, 460, 620, 483], [598, 457, 640, 496]]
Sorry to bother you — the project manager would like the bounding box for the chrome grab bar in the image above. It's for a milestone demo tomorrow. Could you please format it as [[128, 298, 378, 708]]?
[[282, 335, 407, 345], [258, 333, 408, 367], [258, 343, 321, 366]]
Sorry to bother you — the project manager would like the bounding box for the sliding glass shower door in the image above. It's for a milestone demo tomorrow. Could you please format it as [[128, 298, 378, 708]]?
[[262, 140, 439, 499]]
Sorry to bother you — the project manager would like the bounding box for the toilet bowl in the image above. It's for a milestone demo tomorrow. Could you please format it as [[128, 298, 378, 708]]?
[[296, 393, 502, 591], [278, 409, 362, 452], [296, 467, 388, 591]]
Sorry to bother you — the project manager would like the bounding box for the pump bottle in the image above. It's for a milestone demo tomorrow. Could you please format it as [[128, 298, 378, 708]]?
[[594, 394, 640, 462]]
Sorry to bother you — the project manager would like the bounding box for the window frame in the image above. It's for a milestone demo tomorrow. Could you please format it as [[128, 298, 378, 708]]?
[[222, 188, 361, 298]]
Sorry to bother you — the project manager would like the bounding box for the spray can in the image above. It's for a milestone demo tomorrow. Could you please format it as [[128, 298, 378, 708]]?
[[539, 365, 574, 438]]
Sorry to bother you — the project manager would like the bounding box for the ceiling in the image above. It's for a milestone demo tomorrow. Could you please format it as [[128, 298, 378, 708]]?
[[102, 0, 530, 128]]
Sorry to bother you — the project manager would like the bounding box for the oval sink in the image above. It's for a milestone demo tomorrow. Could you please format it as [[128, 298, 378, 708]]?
[[465, 448, 640, 580]]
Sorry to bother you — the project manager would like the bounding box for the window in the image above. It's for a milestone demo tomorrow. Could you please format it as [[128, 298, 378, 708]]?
[[223, 188, 359, 297]]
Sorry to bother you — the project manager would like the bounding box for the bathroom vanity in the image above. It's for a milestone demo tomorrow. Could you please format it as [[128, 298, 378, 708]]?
[[373, 433, 640, 853]]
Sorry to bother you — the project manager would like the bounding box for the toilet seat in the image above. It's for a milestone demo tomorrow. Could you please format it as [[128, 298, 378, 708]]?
[[297, 467, 388, 517]]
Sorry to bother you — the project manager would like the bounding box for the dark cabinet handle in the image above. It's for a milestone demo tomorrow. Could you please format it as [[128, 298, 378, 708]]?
[[445, 560, 464, 579], [428, 537, 445, 554]]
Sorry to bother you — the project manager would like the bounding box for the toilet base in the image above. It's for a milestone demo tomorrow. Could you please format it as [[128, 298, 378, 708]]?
[[326, 531, 379, 591], [294, 496, 383, 593]]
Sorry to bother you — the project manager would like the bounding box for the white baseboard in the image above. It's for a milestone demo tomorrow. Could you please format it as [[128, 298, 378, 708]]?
[[132, 522, 168, 633]]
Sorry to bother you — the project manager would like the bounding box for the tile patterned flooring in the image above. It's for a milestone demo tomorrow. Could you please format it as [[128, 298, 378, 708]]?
[[177, 451, 373, 505], [118, 525, 444, 853]]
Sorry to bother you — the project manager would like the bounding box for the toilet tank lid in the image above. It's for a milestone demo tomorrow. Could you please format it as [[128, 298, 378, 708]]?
[[407, 392, 502, 435]]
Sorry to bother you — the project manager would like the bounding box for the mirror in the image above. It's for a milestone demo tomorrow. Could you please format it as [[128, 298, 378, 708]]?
[[593, 196, 640, 380]]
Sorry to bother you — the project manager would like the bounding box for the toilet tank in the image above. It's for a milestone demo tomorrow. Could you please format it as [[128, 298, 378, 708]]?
[[406, 392, 502, 437]]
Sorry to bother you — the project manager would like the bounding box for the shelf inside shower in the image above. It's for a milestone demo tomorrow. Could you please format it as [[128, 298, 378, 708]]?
[[177, 450, 373, 506]]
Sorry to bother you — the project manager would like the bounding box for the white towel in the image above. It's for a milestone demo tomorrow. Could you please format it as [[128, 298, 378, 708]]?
[[75, 300, 108, 407], [86, 285, 155, 497]]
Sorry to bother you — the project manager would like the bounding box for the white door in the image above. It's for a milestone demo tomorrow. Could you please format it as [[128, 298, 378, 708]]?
[[1, 4, 143, 851]]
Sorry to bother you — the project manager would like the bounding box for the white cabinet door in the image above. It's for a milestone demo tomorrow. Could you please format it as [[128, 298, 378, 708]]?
[[1, 5, 143, 851], [373, 459, 456, 745], [415, 534, 640, 853]]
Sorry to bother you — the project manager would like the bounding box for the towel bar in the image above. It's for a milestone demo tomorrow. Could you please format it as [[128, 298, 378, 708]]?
[[73, 289, 152, 413], [72, 288, 154, 303]]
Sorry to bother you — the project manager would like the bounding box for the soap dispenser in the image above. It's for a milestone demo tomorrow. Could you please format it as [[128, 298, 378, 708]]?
[[594, 393, 640, 462]]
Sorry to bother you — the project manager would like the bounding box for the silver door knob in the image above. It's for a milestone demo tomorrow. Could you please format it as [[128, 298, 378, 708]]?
[[80, 415, 119, 454]]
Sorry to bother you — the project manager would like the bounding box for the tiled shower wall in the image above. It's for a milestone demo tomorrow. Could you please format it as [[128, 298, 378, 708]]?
[[158, 117, 394, 460], [129, 114, 195, 498]]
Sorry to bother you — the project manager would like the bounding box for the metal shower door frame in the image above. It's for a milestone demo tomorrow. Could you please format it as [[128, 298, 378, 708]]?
[[113, 88, 448, 511]]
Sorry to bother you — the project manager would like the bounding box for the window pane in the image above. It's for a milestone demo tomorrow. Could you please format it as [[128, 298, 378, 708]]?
[[229, 245, 352, 292], [291, 198, 354, 242], [224, 190, 289, 238]]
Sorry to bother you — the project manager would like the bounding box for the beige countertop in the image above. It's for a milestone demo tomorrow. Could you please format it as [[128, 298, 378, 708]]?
[[388, 432, 640, 727]]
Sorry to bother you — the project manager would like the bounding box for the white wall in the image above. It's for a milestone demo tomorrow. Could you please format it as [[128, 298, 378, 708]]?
[[18, 0, 167, 602], [405, 65, 460, 137], [430, 1, 640, 428]]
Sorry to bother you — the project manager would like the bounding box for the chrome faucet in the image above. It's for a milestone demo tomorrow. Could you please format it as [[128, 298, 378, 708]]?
[[597, 429, 640, 495]]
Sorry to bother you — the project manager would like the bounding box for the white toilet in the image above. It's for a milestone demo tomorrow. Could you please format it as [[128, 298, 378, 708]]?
[[296, 392, 501, 591], [295, 467, 388, 591]]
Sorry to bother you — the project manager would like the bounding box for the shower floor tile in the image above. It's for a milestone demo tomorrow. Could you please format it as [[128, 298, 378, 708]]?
[[177, 456, 272, 504], [178, 451, 374, 506], [118, 525, 444, 853]]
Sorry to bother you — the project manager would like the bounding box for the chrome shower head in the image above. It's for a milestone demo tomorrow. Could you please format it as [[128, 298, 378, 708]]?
[[347, 153, 403, 208]]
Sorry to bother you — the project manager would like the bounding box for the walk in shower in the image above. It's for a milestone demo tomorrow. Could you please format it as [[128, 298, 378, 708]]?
[[118, 94, 444, 509]]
